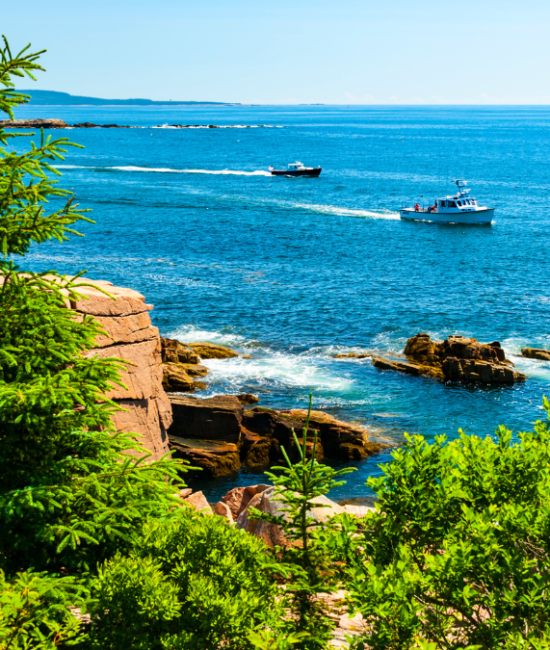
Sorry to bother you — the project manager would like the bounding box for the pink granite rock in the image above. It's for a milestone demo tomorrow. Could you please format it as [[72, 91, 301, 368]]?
[[74, 278, 171, 461], [183, 491, 213, 515], [214, 501, 234, 524]]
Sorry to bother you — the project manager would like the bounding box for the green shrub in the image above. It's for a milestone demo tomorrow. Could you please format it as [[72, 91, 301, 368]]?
[[0, 569, 85, 649], [88, 507, 282, 650], [347, 398, 550, 650]]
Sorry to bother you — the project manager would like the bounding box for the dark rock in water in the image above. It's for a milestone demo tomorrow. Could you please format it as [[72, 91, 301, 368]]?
[[169, 436, 240, 477], [188, 341, 238, 359], [241, 406, 386, 463], [334, 352, 371, 359], [72, 122, 130, 128], [443, 357, 525, 384], [374, 333, 526, 385], [521, 347, 550, 361], [169, 395, 243, 442], [161, 337, 200, 364], [236, 393, 259, 404]]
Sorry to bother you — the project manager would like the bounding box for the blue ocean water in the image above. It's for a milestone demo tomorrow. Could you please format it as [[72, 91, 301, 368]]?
[[14, 104, 550, 501]]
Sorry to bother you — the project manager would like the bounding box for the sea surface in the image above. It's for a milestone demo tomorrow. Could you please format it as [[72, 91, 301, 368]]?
[[13, 104, 550, 502]]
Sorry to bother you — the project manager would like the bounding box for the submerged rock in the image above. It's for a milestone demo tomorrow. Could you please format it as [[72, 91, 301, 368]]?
[[334, 352, 371, 359], [521, 347, 550, 361], [188, 341, 238, 359], [374, 333, 526, 385]]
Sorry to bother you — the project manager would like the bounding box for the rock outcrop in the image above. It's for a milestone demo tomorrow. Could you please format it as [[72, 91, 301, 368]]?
[[167, 396, 387, 476], [521, 348, 550, 361], [242, 407, 386, 463], [160, 337, 205, 392], [74, 278, 171, 460], [374, 333, 526, 385]]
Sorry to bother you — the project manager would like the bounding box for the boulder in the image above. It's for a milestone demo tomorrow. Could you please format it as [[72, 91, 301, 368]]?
[[169, 395, 243, 442], [169, 436, 241, 477], [235, 486, 346, 547], [214, 501, 234, 524], [162, 363, 195, 392], [375, 333, 525, 385], [188, 341, 238, 359], [221, 484, 271, 519], [183, 491, 212, 515], [160, 337, 200, 364], [236, 393, 260, 404], [334, 352, 371, 359], [521, 348, 550, 361]]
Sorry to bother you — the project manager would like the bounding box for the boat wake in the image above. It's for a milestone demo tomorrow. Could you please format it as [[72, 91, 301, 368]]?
[[56, 164, 272, 176], [292, 201, 401, 221]]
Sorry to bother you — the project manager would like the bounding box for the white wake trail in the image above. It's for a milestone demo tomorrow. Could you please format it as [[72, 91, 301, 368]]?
[[56, 164, 272, 176]]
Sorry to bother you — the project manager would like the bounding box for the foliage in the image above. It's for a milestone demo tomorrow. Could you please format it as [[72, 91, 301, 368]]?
[[0, 569, 86, 649], [347, 398, 550, 650], [250, 395, 356, 650], [88, 507, 283, 650], [0, 36, 185, 577]]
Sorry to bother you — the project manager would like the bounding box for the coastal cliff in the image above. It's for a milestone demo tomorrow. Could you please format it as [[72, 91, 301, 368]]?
[[73, 278, 172, 460]]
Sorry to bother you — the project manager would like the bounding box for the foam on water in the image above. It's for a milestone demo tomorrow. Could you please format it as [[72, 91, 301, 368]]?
[[291, 201, 401, 221], [203, 353, 353, 393]]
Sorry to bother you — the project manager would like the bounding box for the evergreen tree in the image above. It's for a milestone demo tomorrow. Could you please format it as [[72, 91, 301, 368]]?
[[0, 36, 184, 577]]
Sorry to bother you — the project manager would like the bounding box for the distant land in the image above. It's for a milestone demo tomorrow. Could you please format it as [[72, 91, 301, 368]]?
[[17, 90, 237, 106]]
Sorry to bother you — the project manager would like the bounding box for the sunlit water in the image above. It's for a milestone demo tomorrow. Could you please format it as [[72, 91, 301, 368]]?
[[15, 104, 550, 501]]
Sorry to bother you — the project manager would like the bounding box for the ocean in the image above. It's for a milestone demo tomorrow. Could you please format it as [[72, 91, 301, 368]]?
[[14, 103, 550, 501]]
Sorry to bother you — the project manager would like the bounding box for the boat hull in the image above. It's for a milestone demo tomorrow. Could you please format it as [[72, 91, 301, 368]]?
[[271, 168, 322, 177], [400, 208, 494, 225]]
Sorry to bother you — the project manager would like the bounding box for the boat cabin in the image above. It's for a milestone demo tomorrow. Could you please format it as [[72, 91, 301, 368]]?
[[288, 161, 306, 170]]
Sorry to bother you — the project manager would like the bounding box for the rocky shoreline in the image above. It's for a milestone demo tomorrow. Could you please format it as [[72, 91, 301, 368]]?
[[75, 278, 542, 487], [0, 119, 272, 129]]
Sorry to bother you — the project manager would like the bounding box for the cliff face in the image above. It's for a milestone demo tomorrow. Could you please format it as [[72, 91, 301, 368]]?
[[73, 279, 172, 460]]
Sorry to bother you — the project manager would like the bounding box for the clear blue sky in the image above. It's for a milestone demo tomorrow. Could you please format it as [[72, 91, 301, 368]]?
[[4, 0, 550, 104]]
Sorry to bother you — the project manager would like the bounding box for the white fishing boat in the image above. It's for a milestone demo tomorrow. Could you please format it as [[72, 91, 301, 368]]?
[[400, 180, 494, 225]]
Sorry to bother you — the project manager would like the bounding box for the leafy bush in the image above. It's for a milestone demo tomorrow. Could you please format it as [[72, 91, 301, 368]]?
[[88, 507, 282, 650], [347, 398, 550, 650]]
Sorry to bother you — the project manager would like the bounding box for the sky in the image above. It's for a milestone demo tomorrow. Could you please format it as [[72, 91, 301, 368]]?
[[3, 0, 550, 104]]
